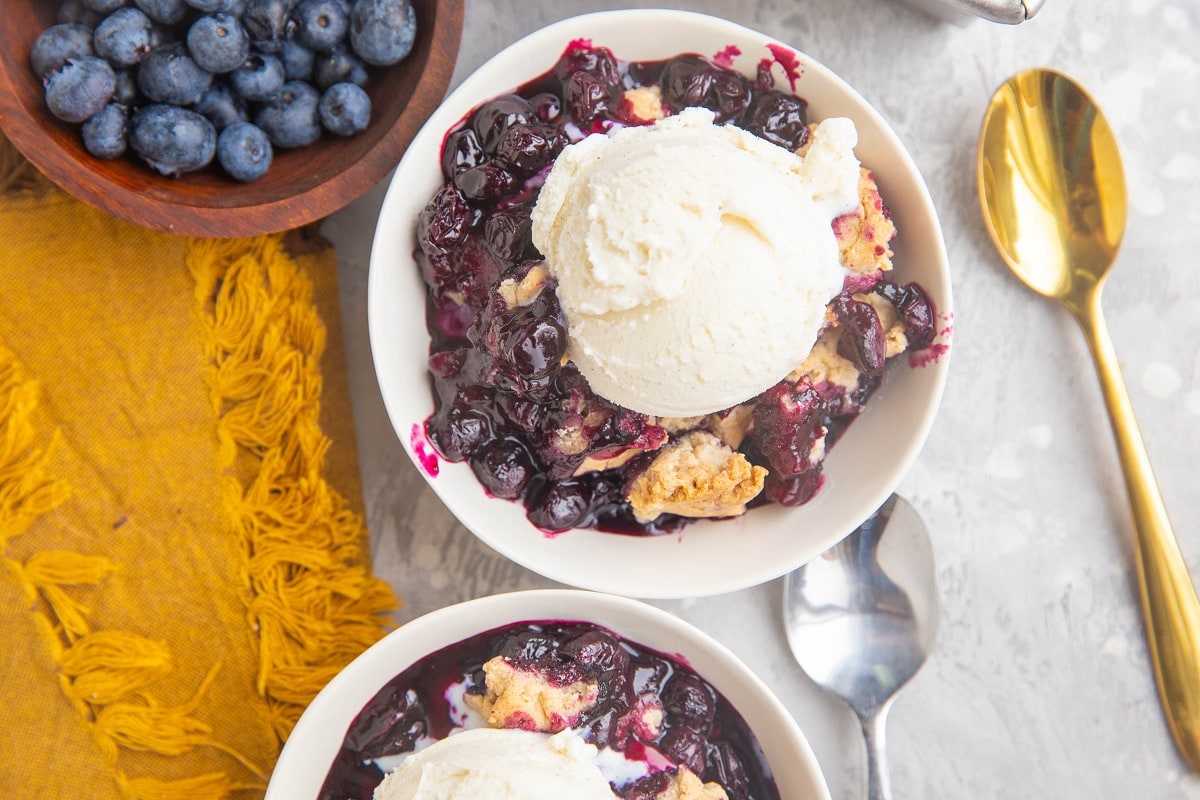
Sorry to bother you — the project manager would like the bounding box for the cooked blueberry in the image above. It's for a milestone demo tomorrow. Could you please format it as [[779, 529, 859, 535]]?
[[216, 121, 272, 180], [348, 0, 415, 66], [137, 44, 212, 105], [662, 672, 716, 725], [562, 70, 613, 125], [241, 0, 295, 53], [453, 161, 517, 205], [482, 205, 532, 262], [430, 405, 492, 460], [494, 122, 565, 178], [833, 295, 885, 377], [710, 70, 751, 120], [526, 480, 592, 532], [318, 82, 370, 136], [469, 438, 534, 500], [876, 281, 937, 350], [660, 55, 715, 110], [503, 318, 565, 378], [707, 740, 751, 799], [552, 44, 620, 88], [81, 102, 128, 158], [660, 725, 708, 776], [254, 80, 321, 147], [440, 127, 484, 181], [229, 53, 285, 101], [293, 0, 350, 51], [750, 380, 827, 479], [187, 14, 250, 74], [83, 0, 128, 12], [312, 44, 367, 89], [560, 631, 629, 674], [45, 56, 115, 123], [343, 685, 426, 760], [416, 183, 470, 256], [58, 0, 104, 26], [93, 7, 154, 68], [739, 90, 809, 150], [194, 80, 247, 130], [470, 94, 533, 153], [279, 38, 315, 80], [31, 24, 95, 80], [130, 103, 216, 176], [131, 0, 187, 25]]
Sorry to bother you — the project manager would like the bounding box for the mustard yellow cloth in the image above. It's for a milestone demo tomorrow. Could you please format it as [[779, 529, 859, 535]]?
[[0, 138, 396, 799]]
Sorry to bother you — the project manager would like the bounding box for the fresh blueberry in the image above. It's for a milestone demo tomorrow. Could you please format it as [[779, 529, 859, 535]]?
[[45, 56, 115, 123], [348, 0, 415, 66], [279, 38, 315, 80], [83, 0, 128, 12], [292, 0, 349, 51], [137, 43, 212, 105], [318, 81, 369, 136], [311, 44, 366, 89], [130, 103, 216, 175], [131, 0, 188, 25], [255, 79, 321, 147], [194, 80, 247, 130], [30, 23, 95, 79], [93, 7, 154, 68], [186, 14, 250, 74], [229, 53, 285, 101], [111, 68, 138, 103], [241, 0, 296, 53], [217, 121, 272, 180], [81, 102, 128, 158], [58, 0, 103, 26], [184, 0, 238, 10]]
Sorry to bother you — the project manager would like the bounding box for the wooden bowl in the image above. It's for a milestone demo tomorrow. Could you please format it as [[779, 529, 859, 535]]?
[[0, 0, 464, 237]]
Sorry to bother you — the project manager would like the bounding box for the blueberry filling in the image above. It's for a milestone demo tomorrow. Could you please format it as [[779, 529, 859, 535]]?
[[414, 43, 938, 536], [317, 621, 779, 800]]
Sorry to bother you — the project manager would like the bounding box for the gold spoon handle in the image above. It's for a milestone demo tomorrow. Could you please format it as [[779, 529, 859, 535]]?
[[1075, 290, 1200, 769]]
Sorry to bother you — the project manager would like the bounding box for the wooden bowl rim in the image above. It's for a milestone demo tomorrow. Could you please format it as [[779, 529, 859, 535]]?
[[0, 0, 464, 238]]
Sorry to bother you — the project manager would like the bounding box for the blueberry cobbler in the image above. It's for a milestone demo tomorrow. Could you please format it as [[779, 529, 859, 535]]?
[[413, 41, 937, 536], [318, 621, 778, 800]]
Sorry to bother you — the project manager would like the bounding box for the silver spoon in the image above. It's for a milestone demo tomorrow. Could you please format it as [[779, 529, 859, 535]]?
[[784, 495, 938, 800]]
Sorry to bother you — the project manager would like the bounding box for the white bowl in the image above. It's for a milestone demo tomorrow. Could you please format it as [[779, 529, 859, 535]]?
[[367, 10, 952, 598], [264, 589, 831, 800]]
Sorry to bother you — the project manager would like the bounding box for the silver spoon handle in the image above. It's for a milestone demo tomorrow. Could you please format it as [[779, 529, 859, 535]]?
[[1075, 292, 1200, 770], [859, 706, 892, 800]]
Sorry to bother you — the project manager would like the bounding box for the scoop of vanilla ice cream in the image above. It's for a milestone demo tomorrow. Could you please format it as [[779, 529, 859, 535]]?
[[531, 107, 862, 417], [372, 728, 616, 800]]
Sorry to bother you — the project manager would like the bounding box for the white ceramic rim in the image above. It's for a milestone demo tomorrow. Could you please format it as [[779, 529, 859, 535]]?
[[367, 9, 952, 599], [264, 589, 832, 800]]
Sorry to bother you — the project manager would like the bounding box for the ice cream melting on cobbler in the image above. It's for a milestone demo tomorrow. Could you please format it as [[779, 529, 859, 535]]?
[[317, 621, 778, 800], [413, 41, 938, 535]]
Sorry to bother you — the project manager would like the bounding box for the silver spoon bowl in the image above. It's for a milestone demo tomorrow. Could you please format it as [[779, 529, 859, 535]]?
[[784, 495, 938, 800]]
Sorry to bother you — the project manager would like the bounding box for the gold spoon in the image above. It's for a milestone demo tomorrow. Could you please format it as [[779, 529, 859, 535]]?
[[978, 67, 1200, 770]]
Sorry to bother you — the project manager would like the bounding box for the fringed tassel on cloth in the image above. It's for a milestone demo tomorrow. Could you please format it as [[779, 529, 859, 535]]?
[[116, 771, 264, 800], [187, 234, 396, 744], [6, 550, 115, 641], [0, 350, 70, 551]]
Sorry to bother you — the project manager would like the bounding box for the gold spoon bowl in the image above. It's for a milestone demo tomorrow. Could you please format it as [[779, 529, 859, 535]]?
[[978, 67, 1200, 770]]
